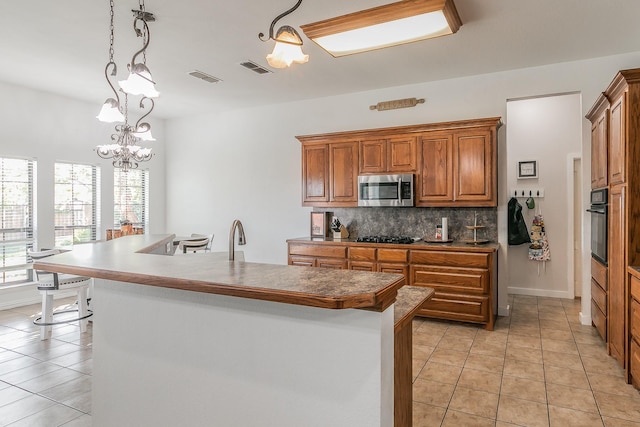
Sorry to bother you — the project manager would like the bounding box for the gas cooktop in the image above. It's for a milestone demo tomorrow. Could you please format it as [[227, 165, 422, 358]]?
[[355, 235, 417, 244]]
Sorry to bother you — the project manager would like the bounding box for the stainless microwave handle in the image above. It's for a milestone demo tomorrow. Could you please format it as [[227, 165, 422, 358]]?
[[398, 178, 402, 202]]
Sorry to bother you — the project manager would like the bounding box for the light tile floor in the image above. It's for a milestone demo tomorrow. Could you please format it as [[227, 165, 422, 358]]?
[[0, 295, 639, 426], [0, 299, 91, 426], [412, 294, 640, 427]]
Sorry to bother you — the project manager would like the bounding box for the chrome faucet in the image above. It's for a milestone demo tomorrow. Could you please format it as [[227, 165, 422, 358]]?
[[228, 219, 246, 261]]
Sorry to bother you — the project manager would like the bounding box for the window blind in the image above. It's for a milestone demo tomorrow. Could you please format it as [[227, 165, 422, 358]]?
[[54, 162, 100, 247], [114, 169, 149, 229], [0, 157, 35, 285]]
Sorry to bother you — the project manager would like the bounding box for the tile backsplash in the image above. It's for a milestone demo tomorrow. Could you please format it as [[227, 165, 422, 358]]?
[[315, 207, 497, 242]]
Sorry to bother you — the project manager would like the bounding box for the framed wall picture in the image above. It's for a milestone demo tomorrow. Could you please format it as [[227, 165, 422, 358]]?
[[310, 212, 332, 238], [518, 160, 538, 179]]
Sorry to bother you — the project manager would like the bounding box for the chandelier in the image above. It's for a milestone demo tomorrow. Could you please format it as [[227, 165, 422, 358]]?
[[96, 0, 158, 172]]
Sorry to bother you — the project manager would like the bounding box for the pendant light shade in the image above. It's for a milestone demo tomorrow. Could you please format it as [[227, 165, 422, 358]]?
[[119, 63, 159, 98], [301, 0, 462, 57], [266, 26, 309, 68], [96, 98, 125, 122]]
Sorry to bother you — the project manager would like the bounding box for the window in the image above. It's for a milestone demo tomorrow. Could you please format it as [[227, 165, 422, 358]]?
[[114, 169, 148, 230], [0, 157, 35, 285], [54, 163, 100, 247]]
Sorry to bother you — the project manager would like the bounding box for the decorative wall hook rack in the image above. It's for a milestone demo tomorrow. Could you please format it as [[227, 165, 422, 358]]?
[[510, 188, 545, 198]]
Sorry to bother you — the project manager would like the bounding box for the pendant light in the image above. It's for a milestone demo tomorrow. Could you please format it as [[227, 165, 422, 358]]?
[[258, 0, 309, 68]]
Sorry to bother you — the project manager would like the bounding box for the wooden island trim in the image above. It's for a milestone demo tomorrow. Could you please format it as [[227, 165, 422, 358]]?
[[33, 234, 406, 311]]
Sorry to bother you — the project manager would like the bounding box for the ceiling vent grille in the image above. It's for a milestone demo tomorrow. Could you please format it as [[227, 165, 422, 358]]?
[[240, 61, 271, 75], [188, 70, 222, 83]]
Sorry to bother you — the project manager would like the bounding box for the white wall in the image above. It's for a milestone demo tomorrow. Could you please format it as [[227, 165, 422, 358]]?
[[505, 93, 582, 299], [165, 50, 640, 324], [0, 81, 167, 308]]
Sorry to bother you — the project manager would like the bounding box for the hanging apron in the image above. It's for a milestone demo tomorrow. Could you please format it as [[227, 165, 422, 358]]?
[[528, 213, 550, 275]]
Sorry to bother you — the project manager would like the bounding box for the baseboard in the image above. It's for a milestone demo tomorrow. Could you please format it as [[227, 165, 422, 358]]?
[[507, 286, 574, 299], [498, 304, 511, 317], [579, 311, 591, 326]]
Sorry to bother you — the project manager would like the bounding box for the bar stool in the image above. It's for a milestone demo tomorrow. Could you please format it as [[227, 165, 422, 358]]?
[[28, 249, 93, 340]]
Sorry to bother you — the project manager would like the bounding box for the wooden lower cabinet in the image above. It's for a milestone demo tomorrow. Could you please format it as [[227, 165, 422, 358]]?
[[591, 257, 607, 341], [410, 250, 495, 330], [288, 243, 347, 269], [288, 239, 497, 330], [629, 270, 640, 389]]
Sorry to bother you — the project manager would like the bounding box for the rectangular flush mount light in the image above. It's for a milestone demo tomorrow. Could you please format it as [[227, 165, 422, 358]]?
[[300, 0, 461, 57]]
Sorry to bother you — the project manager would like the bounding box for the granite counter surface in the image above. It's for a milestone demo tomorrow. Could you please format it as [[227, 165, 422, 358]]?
[[33, 234, 405, 311]]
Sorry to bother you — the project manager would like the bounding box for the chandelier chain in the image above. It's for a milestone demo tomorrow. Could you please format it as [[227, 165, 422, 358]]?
[[108, 0, 115, 63]]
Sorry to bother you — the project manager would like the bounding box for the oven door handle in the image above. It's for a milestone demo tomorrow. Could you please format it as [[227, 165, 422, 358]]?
[[586, 208, 606, 214]]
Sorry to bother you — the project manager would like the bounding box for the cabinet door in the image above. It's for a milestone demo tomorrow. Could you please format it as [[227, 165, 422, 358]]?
[[608, 184, 626, 367], [609, 93, 626, 185], [329, 142, 358, 205], [418, 133, 453, 203], [388, 136, 417, 172], [454, 130, 494, 204], [302, 144, 329, 205], [591, 110, 609, 189], [360, 139, 386, 174]]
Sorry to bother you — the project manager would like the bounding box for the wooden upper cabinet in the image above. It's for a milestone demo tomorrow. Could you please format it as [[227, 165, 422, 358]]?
[[609, 92, 626, 185], [417, 125, 497, 206], [329, 142, 358, 205], [418, 133, 453, 203], [586, 92, 609, 189], [301, 144, 328, 205], [359, 136, 417, 174], [388, 136, 417, 172], [454, 130, 494, 203], [360, 139, 387, 174], [298, 117, 501, 208]]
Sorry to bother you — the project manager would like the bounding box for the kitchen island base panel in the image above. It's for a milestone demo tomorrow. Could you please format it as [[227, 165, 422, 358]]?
[[92, 279, 394, 427]]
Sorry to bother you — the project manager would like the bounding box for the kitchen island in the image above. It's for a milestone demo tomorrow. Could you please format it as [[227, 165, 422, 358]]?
[[34, 234, 429, 427]]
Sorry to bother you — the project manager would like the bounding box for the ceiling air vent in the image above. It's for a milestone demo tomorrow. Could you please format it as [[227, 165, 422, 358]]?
[[188, 70, 222, 83], [240, 61, 272, 75]]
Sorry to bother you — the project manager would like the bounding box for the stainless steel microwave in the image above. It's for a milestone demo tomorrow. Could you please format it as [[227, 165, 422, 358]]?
[[358, 174, 414, 207]]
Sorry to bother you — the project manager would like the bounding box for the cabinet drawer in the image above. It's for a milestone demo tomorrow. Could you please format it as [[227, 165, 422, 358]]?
[[411, 250, 489, 268], [289, 256, 315, 267], [349, 261, 376, 272], [288, 243, 346, 259], [591, 280, 607, 315], [591, 300, 607, 341], [349, 246, 376, 261], [378, 263, 408, 277], [592, 258, 608, 290], [632, 299, 640, 341], [317, 258, 348, 269], [378, 248, 408, 263], [631, 340, 640, 389], [411, 265, 488, 294], [417, 290, 489, 323], [631, 274, 640, 302]]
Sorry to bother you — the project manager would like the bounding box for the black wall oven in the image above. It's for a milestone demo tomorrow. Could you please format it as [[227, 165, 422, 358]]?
[[587, 188, 608, 265]]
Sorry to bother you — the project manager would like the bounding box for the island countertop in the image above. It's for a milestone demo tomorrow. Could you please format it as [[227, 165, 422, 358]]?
[[33, 234, 405, 311]]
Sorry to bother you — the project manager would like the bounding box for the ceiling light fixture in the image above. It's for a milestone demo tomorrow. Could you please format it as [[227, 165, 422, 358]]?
[[300, 0, 462, 57], [258, 0, 309, 68], [96, 0, 158, 172]]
